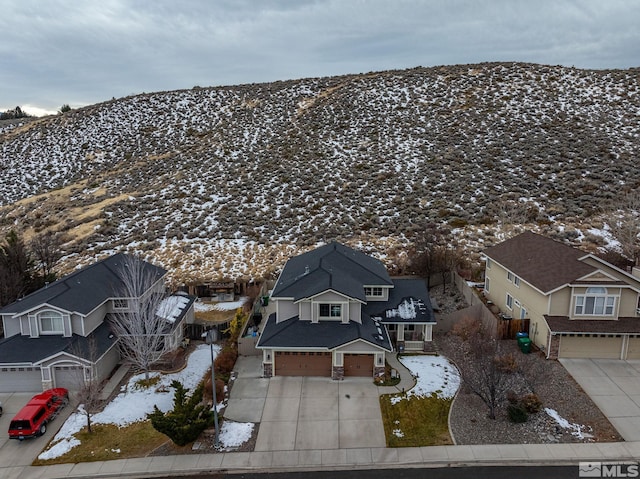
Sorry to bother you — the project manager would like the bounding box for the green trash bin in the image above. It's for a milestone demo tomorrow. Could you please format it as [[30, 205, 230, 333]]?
[[517, 337, 531, 353]]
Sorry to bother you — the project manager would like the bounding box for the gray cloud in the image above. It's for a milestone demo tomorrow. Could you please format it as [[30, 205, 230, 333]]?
[[1, 0, 638, 114]]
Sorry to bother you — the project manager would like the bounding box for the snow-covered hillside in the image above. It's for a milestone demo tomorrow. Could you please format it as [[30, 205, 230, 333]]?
[[1, 63, 638, 282]]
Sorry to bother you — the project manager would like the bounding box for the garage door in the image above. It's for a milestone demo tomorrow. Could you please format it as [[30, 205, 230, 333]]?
[[627, 337, 640, 359], [344, 354, 373, 377], [275, 352, 332, 376], [559, 335, 623, 359], [0, 367, 42, 393], [53, 366, 84, 390]]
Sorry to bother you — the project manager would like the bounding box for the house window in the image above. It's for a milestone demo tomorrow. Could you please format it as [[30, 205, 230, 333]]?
[[113, 299, 129, 310], [520, 307, 527, 319], [574, 287, 615, 316], [364, 287, 383, 297], [485, 277, 490, 293], [506, 294, 514, 310], [39, 311, 64, 334], [486, 258, 491, 269], [319, 303, 342, 318], [507, 271, 520, 286]]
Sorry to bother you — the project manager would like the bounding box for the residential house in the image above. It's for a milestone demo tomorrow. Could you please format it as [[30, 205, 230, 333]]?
[[0, 254, 195, 393], [483, 231, 640, 359], [256, 242, 435, 379]]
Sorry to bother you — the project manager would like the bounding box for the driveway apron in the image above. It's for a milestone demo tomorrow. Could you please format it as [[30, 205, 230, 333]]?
[[560, 358, 640, 441]]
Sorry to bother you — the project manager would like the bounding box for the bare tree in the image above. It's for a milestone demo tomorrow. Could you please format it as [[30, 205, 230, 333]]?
[[607, 192, 640, 266], [448, 317, 518, 420], [29, 231, 63, 281], [109, 255, 170, 380], [0, 230, 34, 306], [70, 338, 103, 434], [409, 223, 451, 290]]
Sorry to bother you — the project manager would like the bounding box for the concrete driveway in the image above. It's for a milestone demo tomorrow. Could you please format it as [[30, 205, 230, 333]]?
[[224, 356, 386, 452], [560, 358, 640, 441], [0, 391, 75, 467]]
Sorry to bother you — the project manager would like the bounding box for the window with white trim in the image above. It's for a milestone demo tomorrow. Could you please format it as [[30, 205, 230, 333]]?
[[486, 258, 491, 269], [364, 287, 383, 297], [485, 277, 490, 293], [574, 287, 615, 316], [319, 303, 342, 318], [38, 311, 64, 334], [520, 307, 527, 319], [513, 276, 520, 287], [507, 271, 514, 282], [506, 293, 514, 310]]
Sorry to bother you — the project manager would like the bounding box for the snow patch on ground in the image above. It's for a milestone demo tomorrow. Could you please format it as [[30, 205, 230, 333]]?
[[39, 344, 220, 460], [213, 297, 248, 311], [218, 421, 254, 449], [390, 355, 460, 405], [544, 407, 591, 439]]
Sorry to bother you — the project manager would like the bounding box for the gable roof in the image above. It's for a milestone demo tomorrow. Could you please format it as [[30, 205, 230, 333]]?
[[0, 254, 166, 316], [483, 231, 596, 294], [271, 242, 393, 301]]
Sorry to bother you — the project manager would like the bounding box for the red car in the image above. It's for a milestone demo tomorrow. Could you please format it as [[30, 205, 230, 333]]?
[[8, 388, 69, 440]]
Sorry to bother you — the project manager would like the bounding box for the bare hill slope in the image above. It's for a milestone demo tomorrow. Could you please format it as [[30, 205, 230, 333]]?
[[1, 62, 639, 282]]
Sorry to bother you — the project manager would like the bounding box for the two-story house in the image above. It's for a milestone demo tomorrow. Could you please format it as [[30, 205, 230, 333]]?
[[256, 242, 435, 379], [483, 231, 640, 359], [0, 254, 195, 393]]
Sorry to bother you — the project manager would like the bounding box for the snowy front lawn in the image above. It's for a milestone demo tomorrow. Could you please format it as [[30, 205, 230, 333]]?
[[380, 354, 460, 447], [36, 344, 254, 464]]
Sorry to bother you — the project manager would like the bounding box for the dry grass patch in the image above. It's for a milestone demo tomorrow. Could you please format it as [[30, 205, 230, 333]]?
[[33, 421, 168, 465], [380, 394, 453, 447]]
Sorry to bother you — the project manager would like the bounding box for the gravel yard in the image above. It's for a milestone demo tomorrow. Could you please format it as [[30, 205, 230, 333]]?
[[438, 334, 623, 445]]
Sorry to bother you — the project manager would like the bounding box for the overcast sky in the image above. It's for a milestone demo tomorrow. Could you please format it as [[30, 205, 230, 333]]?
[[1, 0, 639, 116]]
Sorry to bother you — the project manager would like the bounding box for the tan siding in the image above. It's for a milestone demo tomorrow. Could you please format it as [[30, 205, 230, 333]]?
[[620, 289, 640, 317], [549, 289, 571, 316], [628, 337, 640, 359]]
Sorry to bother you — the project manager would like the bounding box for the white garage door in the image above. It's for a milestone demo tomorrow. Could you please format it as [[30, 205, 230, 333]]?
[[559, 335, 623, 359], [0, 367, 42, 392], [53, 366, 84, 390]]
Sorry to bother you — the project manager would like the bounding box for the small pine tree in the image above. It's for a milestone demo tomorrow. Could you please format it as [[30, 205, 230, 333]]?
[[148, 380, 213, 446]]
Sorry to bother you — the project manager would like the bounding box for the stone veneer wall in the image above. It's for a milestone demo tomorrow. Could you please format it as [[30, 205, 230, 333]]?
[[332, 366, 344, 380], [263, 363, 273, 378]]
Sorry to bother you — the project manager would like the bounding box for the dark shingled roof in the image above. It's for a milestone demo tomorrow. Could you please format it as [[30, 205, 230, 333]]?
[[0, 322, 117, 364], [256, 313, 393, 351], [0, 253, 166, 316], [272, 242, 393, 301], [545, 316, 640, 334], [483, 231, 595, 294], [364, 278, 435, 324]]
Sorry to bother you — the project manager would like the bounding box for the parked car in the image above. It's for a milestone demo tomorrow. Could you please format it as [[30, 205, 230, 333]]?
[[8, 388, 69, 440]]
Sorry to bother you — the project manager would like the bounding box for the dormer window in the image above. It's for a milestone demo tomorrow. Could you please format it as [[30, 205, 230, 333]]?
[[38, 311, 64, 334], [319, 304, 342, 318], [574, 287, 615, 316], [364, 287, 383, 297]]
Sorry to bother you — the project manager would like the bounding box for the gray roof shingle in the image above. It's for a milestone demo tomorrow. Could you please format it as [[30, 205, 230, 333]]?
[[272, 242, 393, 301], [483, 231, 595, 294], [0, 253, 166, 316]]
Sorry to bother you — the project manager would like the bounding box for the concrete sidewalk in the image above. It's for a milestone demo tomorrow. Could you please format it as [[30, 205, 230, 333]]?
[[4, 441, 640, 479]]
